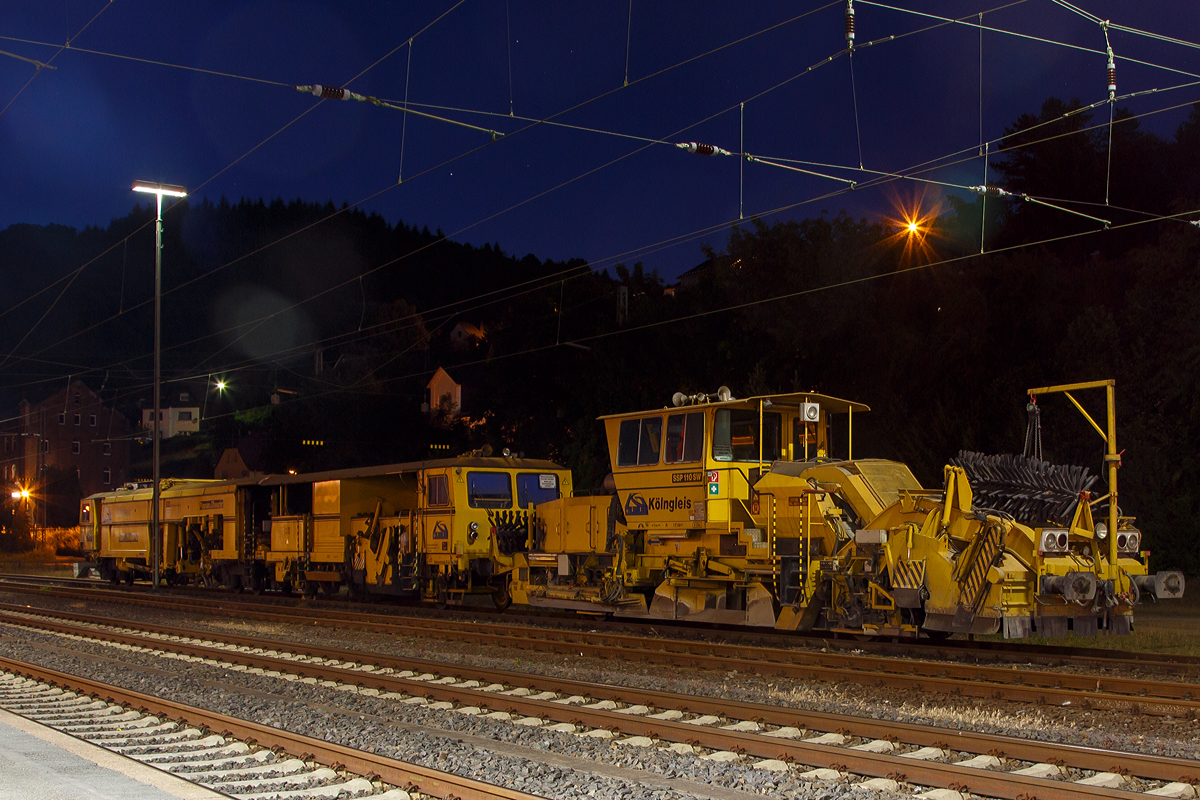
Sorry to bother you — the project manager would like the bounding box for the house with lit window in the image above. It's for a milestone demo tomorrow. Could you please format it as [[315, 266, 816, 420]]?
[[140, 389, 201, 438], [422, 367, 461, 419], [2, 379, 132, 501]]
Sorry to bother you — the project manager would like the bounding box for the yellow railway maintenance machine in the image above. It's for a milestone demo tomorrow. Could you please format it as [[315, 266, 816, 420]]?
[[260, 457, 573, 605], [950, 380, 1185, 638], [510, 384, 1181, 638], [80, 479, 250, 587], [585, 387, 1017, 636]]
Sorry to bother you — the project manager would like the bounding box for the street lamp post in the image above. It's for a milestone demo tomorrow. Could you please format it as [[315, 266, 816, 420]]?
[[132, 180, 187, 591]]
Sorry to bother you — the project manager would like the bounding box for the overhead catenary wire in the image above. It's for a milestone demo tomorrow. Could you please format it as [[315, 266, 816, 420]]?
[[624, 0, 634, 87], [857, 0, 1200, 81], [12, 84, 1196, 394], [73, 81, 1197, 395], [2, 0, 1190, 391], [846, 0, 865, 169], [1102, 22, 1117, 205], [284, 204, 1200, 407], [0, 0, 112, 119], [0, 0, 1050, 346], [1, 1, 847, 354], [14, 82, 1195, 388], [0, 49, 56, 71], [128, 198, 1200, 430], [295, 83, 504, 140], [506, 0, 515, 115], [1051, 0, 1200, 53], [0, 4, 482, 369], [398, 39, 414, 183]]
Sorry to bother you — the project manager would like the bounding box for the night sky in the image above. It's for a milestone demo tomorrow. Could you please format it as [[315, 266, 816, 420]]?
[[2, 1, 1198, 282]]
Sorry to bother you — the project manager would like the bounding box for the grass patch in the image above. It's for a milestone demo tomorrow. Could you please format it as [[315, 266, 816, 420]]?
[[981, 591, 1200, 656], [0, 548, 79, 577]]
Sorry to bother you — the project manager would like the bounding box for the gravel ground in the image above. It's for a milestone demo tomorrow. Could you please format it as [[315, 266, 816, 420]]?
[[0, 618, 909, 800], [2, 589, 1199, 797]]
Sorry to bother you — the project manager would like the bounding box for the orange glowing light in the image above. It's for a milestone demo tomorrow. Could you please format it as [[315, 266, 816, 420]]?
[[880, 187, 943, 265]]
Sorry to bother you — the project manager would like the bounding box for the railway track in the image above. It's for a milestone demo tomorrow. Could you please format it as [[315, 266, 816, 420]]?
[[2, 604, 1198, 800], [0, 657, 545, 800], [4, 572, 1197, 677], [2, 581, 1197, 717]]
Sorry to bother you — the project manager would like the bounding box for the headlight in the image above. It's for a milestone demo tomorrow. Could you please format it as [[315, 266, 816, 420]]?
[[1095, 522, 1107, 540], [1117, 528, 1140, 553], [1040, 529, 1068, 553]]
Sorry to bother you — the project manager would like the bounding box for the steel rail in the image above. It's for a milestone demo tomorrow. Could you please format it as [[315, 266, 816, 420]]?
[[5, 607, 1198, 790], [0, 654, 546, 800], [9, 587, 1196, 715], [5, 574, 1200, 673]]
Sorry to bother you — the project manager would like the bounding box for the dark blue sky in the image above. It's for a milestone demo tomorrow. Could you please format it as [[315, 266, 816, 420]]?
[[2, 1, 1197, 282]]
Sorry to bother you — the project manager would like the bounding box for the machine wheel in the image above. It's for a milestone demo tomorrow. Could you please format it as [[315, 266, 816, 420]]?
[[491, 581, 512, 611]]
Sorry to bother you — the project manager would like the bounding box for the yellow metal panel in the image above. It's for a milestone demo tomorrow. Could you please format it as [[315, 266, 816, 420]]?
[[311, 514, 343, 561], [312, 480, 341, 515], [103, 525, 147, 554], [102, 500, 150, 524], [271, 517, 305, 554]]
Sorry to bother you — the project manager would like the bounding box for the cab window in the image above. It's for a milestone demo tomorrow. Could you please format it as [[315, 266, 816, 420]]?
[[664, 412, 704, 464], [712, 409, 782, 462], [467, 472, 512, 508], [426, 474, 449, 506], [516, 473, 559, 509], [616, 417, 663, 467], [793, 416, 817, 457]]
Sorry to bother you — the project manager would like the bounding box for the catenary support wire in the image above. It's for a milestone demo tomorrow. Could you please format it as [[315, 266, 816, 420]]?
[[398, 39, 414, 183]]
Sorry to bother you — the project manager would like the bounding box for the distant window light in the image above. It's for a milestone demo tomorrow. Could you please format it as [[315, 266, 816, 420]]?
[[102, 468, 111, 485], [71, 440, 80, 455], [89, 414, 97, 426], [102, 442, 111, 456], [74, 413, 81, 426], [179, 392, 190, 402], [58, 413, 65, 425]]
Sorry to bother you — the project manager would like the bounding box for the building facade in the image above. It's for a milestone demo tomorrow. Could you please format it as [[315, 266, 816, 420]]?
[[1, 379, 132, 509]]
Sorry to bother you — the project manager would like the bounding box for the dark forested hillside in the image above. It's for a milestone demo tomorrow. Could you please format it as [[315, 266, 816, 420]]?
[[2, 99, 1198, 572]]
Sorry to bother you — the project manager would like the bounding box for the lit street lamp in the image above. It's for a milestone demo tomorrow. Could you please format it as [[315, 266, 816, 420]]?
[[132, 180, 187, 590]]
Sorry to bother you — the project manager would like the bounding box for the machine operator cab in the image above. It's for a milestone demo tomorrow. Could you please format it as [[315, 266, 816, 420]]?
[[598, 388, 874, 626], [600, 388, 870, 537]]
